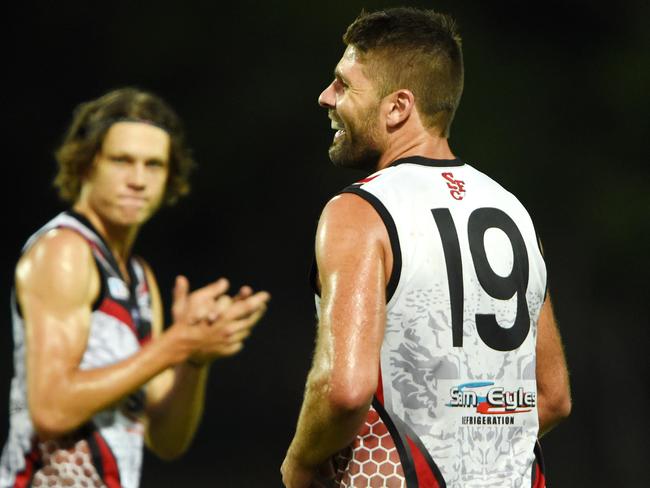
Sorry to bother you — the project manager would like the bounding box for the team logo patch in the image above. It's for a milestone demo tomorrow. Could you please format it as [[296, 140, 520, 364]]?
[[441, 172, 466, 200], [107, 277, 130, 300], [448, 381, 536, 425]]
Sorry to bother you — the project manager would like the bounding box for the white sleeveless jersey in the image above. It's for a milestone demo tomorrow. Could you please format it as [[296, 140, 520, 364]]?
[[1, 211, 153, 488], [314, 157, 547, 488]]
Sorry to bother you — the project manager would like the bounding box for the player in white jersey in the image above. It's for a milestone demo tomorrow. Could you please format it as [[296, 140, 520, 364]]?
[[283, 8, 571, 488], [1, 88, 270, 488]]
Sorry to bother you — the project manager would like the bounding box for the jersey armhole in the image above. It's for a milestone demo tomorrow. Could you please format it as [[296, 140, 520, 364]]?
[[535, 231, 549, 299], [13, 231, 107, 318], [90, 256, 108, 312], [130, 255, 150, 292], [338, 186, 402, 303]]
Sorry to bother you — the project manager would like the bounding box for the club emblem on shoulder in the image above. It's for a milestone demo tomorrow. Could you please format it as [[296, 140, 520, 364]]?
[[107, 276, 130, 300], [441, 172, 466, 200]]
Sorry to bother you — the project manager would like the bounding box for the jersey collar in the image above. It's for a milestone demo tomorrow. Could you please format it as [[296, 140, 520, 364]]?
[[389, 156, 464, 168]]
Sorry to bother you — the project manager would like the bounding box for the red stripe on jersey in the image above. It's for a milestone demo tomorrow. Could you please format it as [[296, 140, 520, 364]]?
[[406, 435, 441, 488], [13, 442, 39, 488], [375, 363, 385, 405], [139, 333, 152, 346], [14, 449, 38, 488], [13, 465, 31, 488], [98, 298, 137, 337], [356, 174, 380, 184], [533, 462, 546, 488], [139, 277, 149, 294], [93, 431, 121, 488], [87, 240, 106, 259]]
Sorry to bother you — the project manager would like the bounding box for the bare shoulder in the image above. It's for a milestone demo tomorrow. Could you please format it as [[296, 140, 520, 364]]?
[[16, 228, 98, 306], [317, 193, 386, 246], [320, 192, 383, 226], [317, 193, 390, 272]]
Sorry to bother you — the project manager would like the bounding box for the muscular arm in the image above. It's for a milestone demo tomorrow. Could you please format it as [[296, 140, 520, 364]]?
[[20, 230, 190, 439], [283, 194, 391, 486], [536, 293, 572, 437], [143, 266, 209, 460], [144, 265, 270, 459], [21, 229, 269, 447]]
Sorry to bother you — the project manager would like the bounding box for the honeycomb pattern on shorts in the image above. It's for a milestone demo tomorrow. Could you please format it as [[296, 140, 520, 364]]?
[[32, 439, 106, 488], [333, 405, 405, 488]]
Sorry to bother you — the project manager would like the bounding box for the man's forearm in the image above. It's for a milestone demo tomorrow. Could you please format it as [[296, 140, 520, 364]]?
[[145, 362, 209, 459], [537, 391, 571, 438], [30, 333, 180, 437], [287, 377, 370, 469]]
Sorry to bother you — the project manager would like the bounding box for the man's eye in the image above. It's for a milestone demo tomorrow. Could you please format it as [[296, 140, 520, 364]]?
[[146, 160, 166, 168], [110, 155, 130, 163]]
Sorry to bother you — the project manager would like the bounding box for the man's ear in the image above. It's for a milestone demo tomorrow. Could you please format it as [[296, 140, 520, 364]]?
[[384, 89, 415, 128]]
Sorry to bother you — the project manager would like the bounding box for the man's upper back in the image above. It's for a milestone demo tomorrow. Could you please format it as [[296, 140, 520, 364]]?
[[340, 156, 547, 486]]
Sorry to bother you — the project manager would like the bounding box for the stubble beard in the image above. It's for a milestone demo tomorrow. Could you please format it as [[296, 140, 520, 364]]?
[[328, 107, 383, 173]]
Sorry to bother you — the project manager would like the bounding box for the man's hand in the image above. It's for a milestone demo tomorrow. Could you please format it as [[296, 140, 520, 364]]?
[[164, 276, 270, 366], [281, 455, 336, 488], [171, 275, 232, 325], [144, 273, 269, 459], [281, 453, 318, 488]]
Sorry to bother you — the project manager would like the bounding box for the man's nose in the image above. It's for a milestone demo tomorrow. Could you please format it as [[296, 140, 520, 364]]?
[[318, 82, 336, 108], [127, 162, 146, 189]]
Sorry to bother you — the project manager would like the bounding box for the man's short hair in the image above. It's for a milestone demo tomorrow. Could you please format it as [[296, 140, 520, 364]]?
[[54, 87, 195, 205], [343, 8, 464, 137]]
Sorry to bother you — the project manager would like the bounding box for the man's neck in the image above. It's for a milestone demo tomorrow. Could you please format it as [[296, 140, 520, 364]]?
[[72, 204, 138, 266], [376, 131, 455, 171]]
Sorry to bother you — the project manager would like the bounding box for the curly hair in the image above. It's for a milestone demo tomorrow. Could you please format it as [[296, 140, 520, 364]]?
[[343, 8, 464, 137], [54, 87, 195, 205]]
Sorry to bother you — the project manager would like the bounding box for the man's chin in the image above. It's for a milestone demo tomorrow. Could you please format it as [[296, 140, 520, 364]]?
[[110, 208, 154, 228], [328, 144, 379, 172]]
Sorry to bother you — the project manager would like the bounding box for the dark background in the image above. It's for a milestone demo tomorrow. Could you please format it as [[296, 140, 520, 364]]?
[[2, 0, 648, 486]]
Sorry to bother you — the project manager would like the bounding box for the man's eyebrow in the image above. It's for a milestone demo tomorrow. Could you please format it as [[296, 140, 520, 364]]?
[[334, 68, 349, 84]]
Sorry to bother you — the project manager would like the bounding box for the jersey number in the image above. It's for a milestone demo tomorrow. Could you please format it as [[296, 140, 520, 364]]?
[[431, 207, 530, 351]]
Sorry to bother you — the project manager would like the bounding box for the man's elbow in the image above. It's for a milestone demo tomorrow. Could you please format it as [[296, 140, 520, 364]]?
[[31, 406, 81, 439], [306, 368, 375, 414], [555, 392, 572, 421], [542, 390, 572, 425], [146, 430, 195, 461], [148, 443, 188, 462], [328, 381, 375, 414]]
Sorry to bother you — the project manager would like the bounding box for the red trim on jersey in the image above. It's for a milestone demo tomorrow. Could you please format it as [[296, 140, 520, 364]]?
[[139, 333, 152, 346], [356, 174, 380, 184], [533, 462, 546, 488], [139, 277, 149, 294], [87, 240, 107, 260], [406, 435, 441, 488], [13, 442, 39, 488], [375, 364, 385, 405], [92, 431, 121, 488], [98, 298, 137, 337], [13, 464, 32, 488], [13, 470, 29, 488]]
